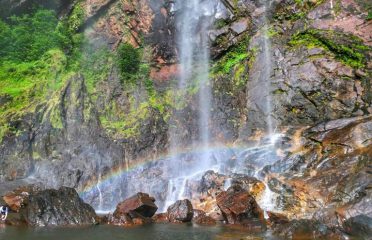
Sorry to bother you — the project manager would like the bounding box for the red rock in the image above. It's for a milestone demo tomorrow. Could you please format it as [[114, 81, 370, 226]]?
[[113, 192, 158, 218], [216, 185, 264, 225]]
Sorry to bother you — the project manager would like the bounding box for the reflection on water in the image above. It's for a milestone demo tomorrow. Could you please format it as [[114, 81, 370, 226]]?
[[0, 224, 281, 240]]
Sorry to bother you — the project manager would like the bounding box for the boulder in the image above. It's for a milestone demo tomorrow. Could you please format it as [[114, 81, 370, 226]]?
[[343, 215, 372, 239], [216, 185, 264, 225], [113, 192, 158, 218], [167, 199, 194, 223], [267, 211, 289, 225], [192, 209, 216, 225], [20, 187, 97, 226]]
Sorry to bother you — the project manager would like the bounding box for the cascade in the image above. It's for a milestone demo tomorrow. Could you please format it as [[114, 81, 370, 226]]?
[[164, 0, 218, 210]]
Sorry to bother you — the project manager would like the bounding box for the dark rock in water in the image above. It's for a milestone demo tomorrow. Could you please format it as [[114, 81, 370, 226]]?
[[113, 192, 158, 218], [167, 199, 193, 223], [20, 187, 97, 226], [273, 219, 345, 239], [152, 213, 169, 223], [343, 215, 372, 239], [192, 209, 216, 225], [216, 185, 264, 225], [267, 211, 289, 225]]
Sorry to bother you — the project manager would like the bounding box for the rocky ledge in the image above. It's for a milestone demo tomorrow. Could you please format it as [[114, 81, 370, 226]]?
[[1, 185, 97, 226]]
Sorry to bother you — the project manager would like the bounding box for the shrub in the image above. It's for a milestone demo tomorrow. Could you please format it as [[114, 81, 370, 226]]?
[[117, 43, 140, 83]]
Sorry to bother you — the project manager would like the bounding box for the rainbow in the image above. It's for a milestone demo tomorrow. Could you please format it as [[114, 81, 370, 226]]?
[[78, 141, 274, 201]]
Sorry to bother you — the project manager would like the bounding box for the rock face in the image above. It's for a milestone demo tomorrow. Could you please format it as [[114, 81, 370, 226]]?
[[216, 185, 263, 225], [167, 199, 194, 223], [113, 192, 158, 218], [343, 215, 372, 239], [2, 186, 97, 227]]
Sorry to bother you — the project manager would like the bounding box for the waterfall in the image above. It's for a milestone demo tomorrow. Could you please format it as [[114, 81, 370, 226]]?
[[164, 0, 217, 210], [262, 1, 275, 137]]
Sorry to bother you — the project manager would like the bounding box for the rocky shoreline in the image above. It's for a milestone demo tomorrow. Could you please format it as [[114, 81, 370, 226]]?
[[1, 180, 371, 239]]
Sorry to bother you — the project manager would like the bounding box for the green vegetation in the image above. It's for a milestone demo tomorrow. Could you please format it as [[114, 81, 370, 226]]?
[[0, 10, 65, 62], [367, 11, 372, 21], [117, 43, 141, 84], [0, 6, 86, 141], [214, 18, 229, 29], [289, 29, 370, 68], [212, 36, 256, 91]]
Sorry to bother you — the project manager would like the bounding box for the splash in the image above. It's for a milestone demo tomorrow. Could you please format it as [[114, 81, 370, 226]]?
[[79, 139, 280, 211]]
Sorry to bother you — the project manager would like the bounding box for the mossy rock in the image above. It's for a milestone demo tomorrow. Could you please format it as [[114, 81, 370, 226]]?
[[289, 29, 371, 68]]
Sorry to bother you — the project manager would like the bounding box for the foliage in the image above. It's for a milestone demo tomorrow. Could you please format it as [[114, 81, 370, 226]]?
[[367, 11, 372, 21], [289, 29, 370, 68], [0, 6, 87, 141], [211, 36, 256, 92], [0, 10, 64, 62], [0, 50, 68, 140], [117, 43, 141, 84], [81, 46, 114, 94]]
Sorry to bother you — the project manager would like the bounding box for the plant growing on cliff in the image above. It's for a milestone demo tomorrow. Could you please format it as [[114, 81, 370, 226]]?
[[117, 43, 141, 84], [289, 29, 370, 68], [0, 10, 63, 62]]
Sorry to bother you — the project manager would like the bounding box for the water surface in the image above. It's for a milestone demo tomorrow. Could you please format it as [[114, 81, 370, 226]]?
[[0, 224, 281, 240]]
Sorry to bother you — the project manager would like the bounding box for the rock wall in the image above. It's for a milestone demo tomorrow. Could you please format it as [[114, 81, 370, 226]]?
[[0, 0, 371, 215]]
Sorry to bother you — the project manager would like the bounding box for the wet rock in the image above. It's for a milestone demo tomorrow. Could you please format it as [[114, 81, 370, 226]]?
[[152, 213, 168, 223], [113, 192, 158, 218], [273, 219, 344, 240], [108, 212, 134, 226], [192, 209, 216, 225], [267, 178, 300, 211], [198, 170, 227, 194], [2, 185, 42, 212], [216, 185, 264, 225], [167, 199, 193, 223], [229, 174, 265, 197], [343, 215, 372, 239], [20, 187, 97, 226], [208, 210, 225, 222], [267, 211, 289, 225], [230, 18, 249, 35]]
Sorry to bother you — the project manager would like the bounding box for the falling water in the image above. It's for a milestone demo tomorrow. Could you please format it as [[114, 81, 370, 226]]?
[[256, 0, 278, 215], [262, 1, 275, 137], [96, 173, 104, 211], [164, 0, 217, 209]]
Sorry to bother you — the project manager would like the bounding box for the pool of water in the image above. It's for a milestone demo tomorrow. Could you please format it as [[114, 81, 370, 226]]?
[[0, 224, 281, 240]]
